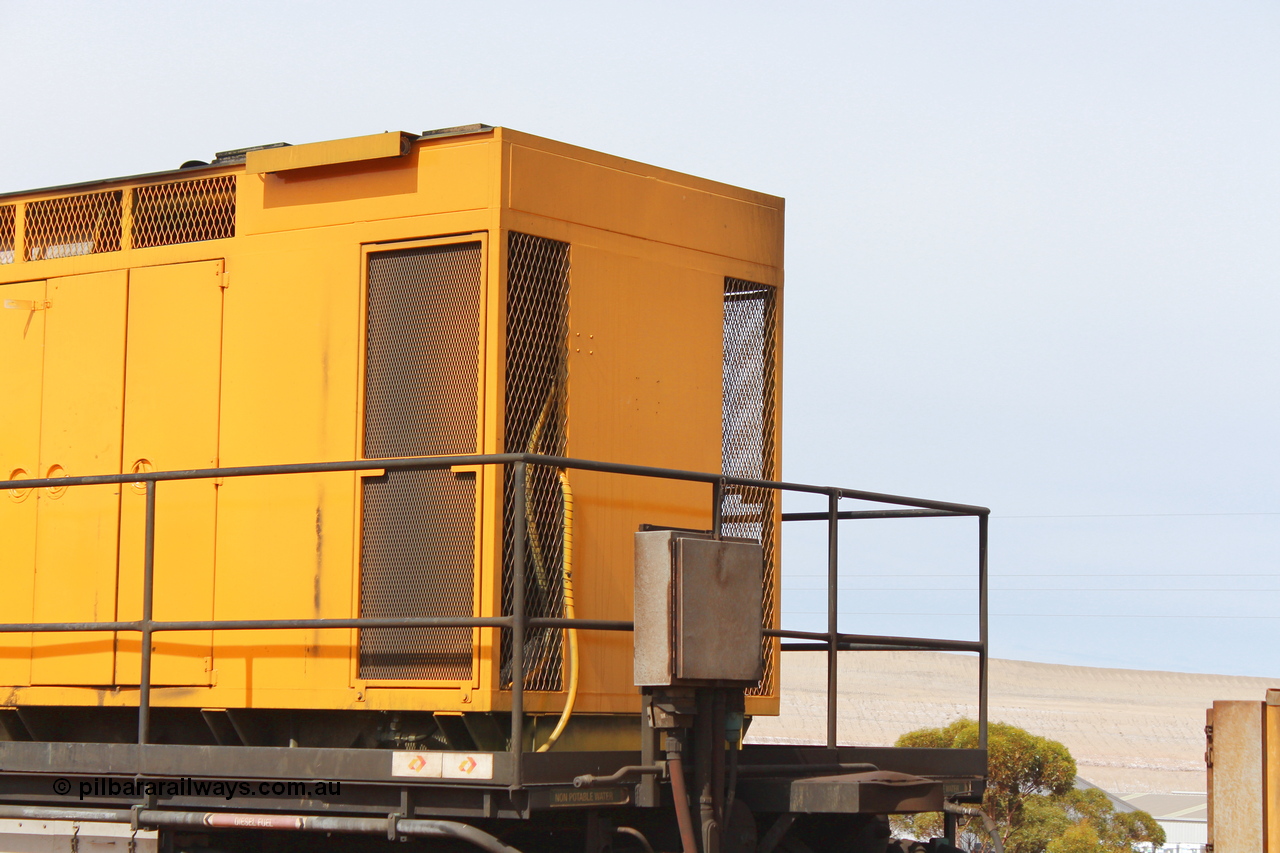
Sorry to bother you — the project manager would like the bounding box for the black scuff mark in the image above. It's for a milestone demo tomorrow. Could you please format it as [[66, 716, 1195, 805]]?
[[306, 503, 323, 662]]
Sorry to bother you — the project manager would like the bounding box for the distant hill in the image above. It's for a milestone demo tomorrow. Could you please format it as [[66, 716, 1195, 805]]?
[[745, 651, 1278, 793]]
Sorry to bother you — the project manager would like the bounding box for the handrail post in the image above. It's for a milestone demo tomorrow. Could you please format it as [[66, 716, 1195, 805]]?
[[138, 481, 157, 746], [826, 489, 839, 749], [510, 462, 527, 789], [978, 512, 989, 750], [712, 478, 725, 539]]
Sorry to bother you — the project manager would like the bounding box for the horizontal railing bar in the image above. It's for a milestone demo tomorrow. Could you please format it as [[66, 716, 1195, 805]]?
[[0, 617, 514, 633], [0, 621, 141, 633], [527, 618, 634, 631], [781, 642, 944, 652], [781, 509, 969, 521], [0, 454, 523, 490], [523, 454, 990, 514], [0, 617, 979, 651], [766, 627, 981, 653], [0, 616, 639, 634], [0, 453, 990, 515]]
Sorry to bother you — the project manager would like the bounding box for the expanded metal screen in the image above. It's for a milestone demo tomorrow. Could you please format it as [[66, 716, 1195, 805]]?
[[359, 242, 483, 680], [9, 174, 235, 262], [24, 191, 122, 260], [0, 206, 13, 265], [132, 175, 235, 248], [500, 232, 570, 692], [723, 278, 779, 697]]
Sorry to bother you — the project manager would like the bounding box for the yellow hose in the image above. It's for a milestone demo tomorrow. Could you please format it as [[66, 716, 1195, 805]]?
[[524, 393, 554, 591], [536, 469, 578, 753]]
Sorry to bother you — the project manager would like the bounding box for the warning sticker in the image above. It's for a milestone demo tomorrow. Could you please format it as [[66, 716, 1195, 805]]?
[[391, 751, 493, 780], [391, 752, 443, 778], [442, 752, 494, 780]]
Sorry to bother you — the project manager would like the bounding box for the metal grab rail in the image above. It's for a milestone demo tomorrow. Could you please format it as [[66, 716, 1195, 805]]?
[[0, 451, 990, 786]]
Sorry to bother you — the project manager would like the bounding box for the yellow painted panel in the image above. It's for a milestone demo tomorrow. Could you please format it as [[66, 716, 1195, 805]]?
[[212, 473, 356, 696], [32, 270, 127, 686], [508, 144, 784, 267], [241, 141, 494, 236], [117, 261, 224, 686], [0, 280, 46, 686], [245, 132, 413, 175], [558, 244, 722, 705], [564, 247, 722, 472], [500, 128, 782, 208], [502, 208, 782, 289], [213, 237, 362, 697], [0, 131, 785, 720]]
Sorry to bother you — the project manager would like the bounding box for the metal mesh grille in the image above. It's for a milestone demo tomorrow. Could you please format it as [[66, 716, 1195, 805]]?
[[24, 191, 122, 260], [361, 471, 476, 680], [501, 232, 570, 692], [722, 278, 779, 697], [359, 242, 483, 680], [0, 205, 13, 265], [131, 175, 235, 248]]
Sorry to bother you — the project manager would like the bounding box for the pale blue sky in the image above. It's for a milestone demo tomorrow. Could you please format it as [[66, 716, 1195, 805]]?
[[3, 1, 1277, 676]]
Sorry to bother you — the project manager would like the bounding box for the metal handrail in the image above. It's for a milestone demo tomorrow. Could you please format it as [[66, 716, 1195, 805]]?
[[0, 452, 990, 785]]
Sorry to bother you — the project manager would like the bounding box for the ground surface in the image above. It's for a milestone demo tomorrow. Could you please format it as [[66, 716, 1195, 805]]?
[[745, 651, 1278, 793]]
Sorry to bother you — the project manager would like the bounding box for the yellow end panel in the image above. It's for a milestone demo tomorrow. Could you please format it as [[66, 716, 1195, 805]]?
[[507, 144, 784, 269], [32, 271, 128, 686], [116, 261, 224, 686], [561, 246, 723, 707], [566, 247, 722, 472], [0, 280, 46, 687]]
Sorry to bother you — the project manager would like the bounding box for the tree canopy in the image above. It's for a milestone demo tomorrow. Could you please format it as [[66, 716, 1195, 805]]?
[[893, 719, 1165, 853]]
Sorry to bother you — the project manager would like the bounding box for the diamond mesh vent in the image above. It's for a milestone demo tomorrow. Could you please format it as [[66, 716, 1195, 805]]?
[[132, 175, 235, 248], [0, 205, 13, 265], [500, 232, 570, 692], [359, 242, 483, 680], [361, 470, 476, 680], [25, 191, 122, 260], [723, 278, 779, 697]]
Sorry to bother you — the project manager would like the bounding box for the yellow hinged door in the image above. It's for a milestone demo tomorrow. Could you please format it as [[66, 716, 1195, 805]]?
[[0, 280, 47, 687], [32, 271, 128, 686], [116, 260, 224, 686]]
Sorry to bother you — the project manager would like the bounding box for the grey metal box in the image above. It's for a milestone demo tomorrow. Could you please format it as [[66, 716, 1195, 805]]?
[[634, 530, 764, 686]]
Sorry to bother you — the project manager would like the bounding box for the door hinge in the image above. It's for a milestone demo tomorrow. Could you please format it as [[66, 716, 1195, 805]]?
[[3, 299, 50, 311]]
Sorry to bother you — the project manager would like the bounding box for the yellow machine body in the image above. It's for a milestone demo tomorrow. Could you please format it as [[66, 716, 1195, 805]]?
[[0, 127, 783, 727]]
